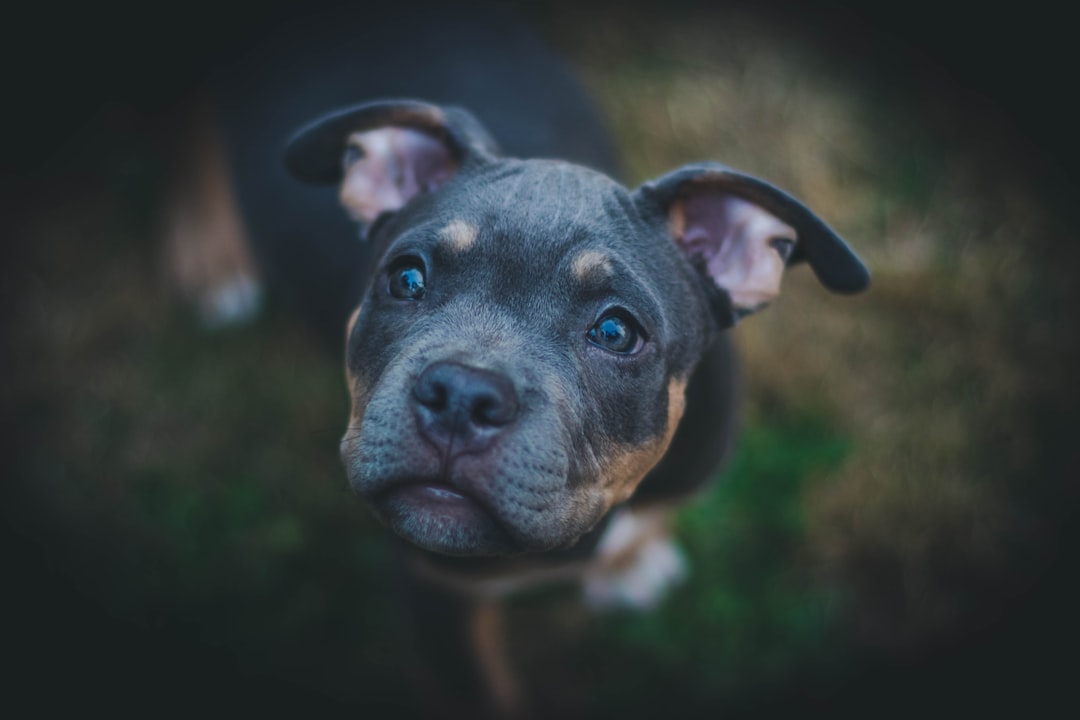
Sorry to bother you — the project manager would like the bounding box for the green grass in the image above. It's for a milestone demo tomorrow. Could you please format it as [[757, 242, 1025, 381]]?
[[607, 410, 853, 697]]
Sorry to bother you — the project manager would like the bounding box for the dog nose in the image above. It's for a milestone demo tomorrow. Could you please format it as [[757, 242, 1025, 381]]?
[[412, 361, 520, 454]]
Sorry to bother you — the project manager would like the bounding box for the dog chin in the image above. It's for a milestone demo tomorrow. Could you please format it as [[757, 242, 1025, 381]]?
[[371, 483, 523, 556]]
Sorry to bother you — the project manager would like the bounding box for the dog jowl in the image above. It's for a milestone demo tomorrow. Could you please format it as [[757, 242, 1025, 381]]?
[[284, 99, 870, 562]]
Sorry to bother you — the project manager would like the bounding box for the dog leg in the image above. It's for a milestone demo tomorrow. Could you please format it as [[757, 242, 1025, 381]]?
[[583, 507, 688, 612], [471, 597, 522, 718], [161, 94, 261, 328], [394, 547, 524, 718]]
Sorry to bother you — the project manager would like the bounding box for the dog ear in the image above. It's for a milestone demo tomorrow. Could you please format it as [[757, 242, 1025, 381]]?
[[634, 162, 869, 327], [284, 99, 500, 223]]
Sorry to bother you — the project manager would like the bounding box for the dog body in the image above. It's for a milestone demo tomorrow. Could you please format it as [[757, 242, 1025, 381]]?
[[175, 5, 869, 715]]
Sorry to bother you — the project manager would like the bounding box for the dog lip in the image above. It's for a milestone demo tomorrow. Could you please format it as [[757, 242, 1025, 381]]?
[[401, 482, 468, 503], [374, 473, 522, 531], [373, 475, 482, 508], [370, 475, 526, 555]]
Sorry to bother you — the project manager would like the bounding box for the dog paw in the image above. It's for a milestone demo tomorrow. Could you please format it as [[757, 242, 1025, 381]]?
[[196, 273, 262, 328], [583, 512, 688, 611]]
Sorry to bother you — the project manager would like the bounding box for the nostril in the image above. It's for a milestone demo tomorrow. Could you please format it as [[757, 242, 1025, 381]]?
[[472, 392, 517, 427], [473, 397, 496, 425], [415, 379, 448, 411]]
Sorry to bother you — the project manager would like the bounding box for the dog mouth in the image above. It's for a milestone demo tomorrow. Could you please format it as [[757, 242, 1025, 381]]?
[[381, 480, 478, 516], [369, 477, 522, 556]]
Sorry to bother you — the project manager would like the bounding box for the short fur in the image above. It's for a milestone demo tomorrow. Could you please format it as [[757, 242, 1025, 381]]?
[[172, 6, 869, 716]]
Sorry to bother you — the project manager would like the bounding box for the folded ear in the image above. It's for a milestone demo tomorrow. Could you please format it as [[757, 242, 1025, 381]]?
[[634, 162, 870, 326], [284, 99, 500, 223]]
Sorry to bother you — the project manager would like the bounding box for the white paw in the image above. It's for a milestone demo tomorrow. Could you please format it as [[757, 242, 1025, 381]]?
[[583, 524, 688, 612], [198, 273, 262, 328]]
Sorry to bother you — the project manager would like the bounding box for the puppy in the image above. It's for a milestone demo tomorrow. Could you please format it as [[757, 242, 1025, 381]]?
[[282, 99, 868, 714], [168, 6, 869, 715]]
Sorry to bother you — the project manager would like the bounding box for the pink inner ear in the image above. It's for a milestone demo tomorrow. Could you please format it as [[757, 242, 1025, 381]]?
[[338, 127, 458, 222], [673, 192, 797, 312]]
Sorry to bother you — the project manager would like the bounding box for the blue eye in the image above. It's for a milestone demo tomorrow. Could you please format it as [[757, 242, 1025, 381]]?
[[587, 311, 643, 354], [388, 261, 427, 300]]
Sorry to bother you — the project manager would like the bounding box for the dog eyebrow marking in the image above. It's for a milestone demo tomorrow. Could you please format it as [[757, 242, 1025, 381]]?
[[440, 219, 479, 253], [571, 249, 614, 281]]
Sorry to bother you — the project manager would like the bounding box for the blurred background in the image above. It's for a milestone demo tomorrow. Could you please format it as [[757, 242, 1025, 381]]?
[[3, 0, 1077, 716]]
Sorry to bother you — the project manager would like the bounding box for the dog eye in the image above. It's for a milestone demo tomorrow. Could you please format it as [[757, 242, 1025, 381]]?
[[388, 259, 427, 301], [587, 311, 643, 354]]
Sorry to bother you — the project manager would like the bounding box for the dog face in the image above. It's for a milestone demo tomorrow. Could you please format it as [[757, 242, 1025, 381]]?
[[285, 100, 869, 557], [339, 159, 709, 556]]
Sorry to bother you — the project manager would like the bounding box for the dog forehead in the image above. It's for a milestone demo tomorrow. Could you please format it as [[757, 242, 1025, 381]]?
[[438, 158, 642, 249]]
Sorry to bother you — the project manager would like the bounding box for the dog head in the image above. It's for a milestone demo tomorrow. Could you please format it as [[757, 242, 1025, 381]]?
[[285, 99, 869, 557]]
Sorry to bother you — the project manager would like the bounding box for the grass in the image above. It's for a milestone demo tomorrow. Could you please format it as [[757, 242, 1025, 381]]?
[[602, 411, 853, 703]]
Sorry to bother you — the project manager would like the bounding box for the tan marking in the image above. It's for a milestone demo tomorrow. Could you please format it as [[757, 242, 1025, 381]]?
[[343, 304, 368, 424], [346, 373, 370, 425], [668, 197, 687, 240], [602, 376, 688, 506], [345, 304, 362, 341], [571, 249, 614, 281], [340, 367, 370, 465], [440, 219, 478, 252], [469, 599, 520, 717]]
